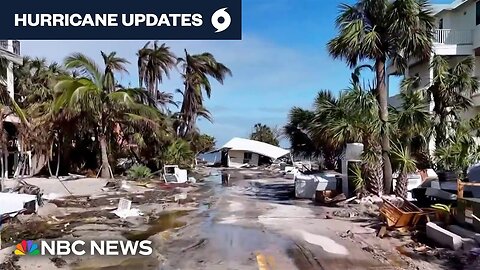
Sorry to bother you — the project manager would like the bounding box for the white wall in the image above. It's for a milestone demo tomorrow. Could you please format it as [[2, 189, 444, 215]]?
[[228, 150, 259, 168], [437, 1, 476, 30], [408, 61, 431, 88]]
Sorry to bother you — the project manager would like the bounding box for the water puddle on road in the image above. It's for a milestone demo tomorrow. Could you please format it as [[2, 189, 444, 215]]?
[[123, 210, 189, 241], [205, 223, 294, 259]]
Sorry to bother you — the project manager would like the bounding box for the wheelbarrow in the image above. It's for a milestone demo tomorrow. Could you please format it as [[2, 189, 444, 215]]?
[[379, 199, 423, 228]]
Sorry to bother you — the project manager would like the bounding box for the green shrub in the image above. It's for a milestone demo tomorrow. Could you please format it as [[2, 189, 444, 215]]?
[[127, 164, 153, 180]]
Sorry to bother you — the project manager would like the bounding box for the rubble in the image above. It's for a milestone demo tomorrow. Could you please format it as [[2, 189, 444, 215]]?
[[426, 222, 463, 250]]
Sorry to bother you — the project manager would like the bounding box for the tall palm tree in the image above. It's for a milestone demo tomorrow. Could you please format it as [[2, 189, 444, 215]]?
[[429, 56, 478, 150], [56, 52, 162, 178], [137, 41, 176, 101], [101, 51, 129, 93], [13, 57, 68, 177], [328, 0, 435, 193], [177, 50, 231, 137]]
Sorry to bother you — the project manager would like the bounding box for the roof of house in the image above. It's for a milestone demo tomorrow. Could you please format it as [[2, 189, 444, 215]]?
[[220, 137, 290, 160], [431, 0, 471, 15]]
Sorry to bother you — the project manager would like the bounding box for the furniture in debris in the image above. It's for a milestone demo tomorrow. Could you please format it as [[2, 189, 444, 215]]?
[[162, 165, 188, 183], [380, 199, 423, 228]]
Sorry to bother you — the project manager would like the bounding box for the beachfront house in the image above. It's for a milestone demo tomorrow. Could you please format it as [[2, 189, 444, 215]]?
[[217, 137, 290, 168], [387, 0, 480, 153]]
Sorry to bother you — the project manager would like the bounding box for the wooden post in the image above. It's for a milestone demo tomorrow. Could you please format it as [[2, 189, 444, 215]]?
[[458, 179, 465, 199]]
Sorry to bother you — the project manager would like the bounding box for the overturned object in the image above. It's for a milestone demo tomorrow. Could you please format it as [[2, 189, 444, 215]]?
[[427, 222, 462, 250], [111, 198, 142, 218], [163, 165, 188, 183], [379, 199, 423, 228], [0, 193, 38, 220], [294, 172, 339, 199]]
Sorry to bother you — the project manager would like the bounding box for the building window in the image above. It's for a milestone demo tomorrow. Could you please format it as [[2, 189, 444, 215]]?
[[244, 152, 253, 160], [477, 1, 480, 25], [438, 18, 443, 29]]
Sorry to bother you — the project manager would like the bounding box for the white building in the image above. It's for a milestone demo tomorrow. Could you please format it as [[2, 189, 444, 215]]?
[[387, 0, 480, 152], [0, 40, 22, 99], [217, 137, 290, 168]]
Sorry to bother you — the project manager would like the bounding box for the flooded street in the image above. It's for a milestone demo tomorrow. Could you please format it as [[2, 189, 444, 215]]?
[[0, 170, 421, 270], [158, 172, 394, 270]]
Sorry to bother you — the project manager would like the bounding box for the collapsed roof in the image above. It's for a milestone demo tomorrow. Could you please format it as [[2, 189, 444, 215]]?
[[220, 137, 290, 160]]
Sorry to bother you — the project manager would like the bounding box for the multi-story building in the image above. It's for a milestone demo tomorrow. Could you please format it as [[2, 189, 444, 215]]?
[[0, 40, 22, 99], [387, 0, 480, 152]]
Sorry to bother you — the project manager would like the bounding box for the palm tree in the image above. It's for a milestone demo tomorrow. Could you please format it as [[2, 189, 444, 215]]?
[[434, 118, 480, 178], [310, 84, 384, 195], [391, 142, 417, 198], [328, 0, 435, 193], [429, 56, 478, 150], [250, 123, 280, 146], [101, 51, 129, 93], [137, 41, 176, 101], [389, 87, 432, 197], [177, 49, 231, 137], [0, 57, 27, 188], [55, 52, 162, 178], [284, 107, 318, 159], [14, 57, 68, 177]]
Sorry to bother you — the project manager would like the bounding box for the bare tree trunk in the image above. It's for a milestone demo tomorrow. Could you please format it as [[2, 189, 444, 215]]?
[[99, 134, 111, 179], [55, 140, 60, 177], [47, 159, 53, 177], [375, 58, 392, 194]]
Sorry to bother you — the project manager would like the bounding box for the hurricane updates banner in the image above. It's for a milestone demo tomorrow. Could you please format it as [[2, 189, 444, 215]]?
[[0, 0, 241, 40]]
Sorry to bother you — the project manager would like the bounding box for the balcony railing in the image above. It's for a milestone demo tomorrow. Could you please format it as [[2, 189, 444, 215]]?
[[434, 29, 472, 45], [0, 40, 20, 55]]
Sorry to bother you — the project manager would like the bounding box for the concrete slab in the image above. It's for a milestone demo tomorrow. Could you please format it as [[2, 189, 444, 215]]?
[[426, 222, 462, 250]]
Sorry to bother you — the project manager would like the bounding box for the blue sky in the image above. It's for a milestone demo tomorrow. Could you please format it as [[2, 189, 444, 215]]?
[[21, 0, 453, 148]]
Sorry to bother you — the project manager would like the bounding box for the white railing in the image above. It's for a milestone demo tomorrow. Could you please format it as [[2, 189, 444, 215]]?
[[434, 29, 472, 45]]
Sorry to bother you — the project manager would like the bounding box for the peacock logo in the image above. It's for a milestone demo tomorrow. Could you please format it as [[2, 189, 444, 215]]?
[[14, 240, 40, 256]]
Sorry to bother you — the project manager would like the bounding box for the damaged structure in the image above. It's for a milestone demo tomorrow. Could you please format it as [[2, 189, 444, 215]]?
[[216, 137, 290, 168]]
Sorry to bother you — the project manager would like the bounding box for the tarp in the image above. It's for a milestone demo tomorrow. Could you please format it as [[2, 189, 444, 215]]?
[[220, 137, 290, 160]]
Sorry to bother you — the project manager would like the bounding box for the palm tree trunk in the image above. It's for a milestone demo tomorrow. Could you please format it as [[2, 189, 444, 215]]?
[[362, 139, 384, 196], [395, 171, 408, 198], [323, 148, 337, 170], [436, 114, 448, 150], [99, 134, 111, 179], [55, 141, 60, 177], [375, 57, 393, 194]]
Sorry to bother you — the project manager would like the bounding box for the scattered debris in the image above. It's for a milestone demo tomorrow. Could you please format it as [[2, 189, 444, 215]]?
[[426, 222, 463, 250], [50, 257, 67, 268], [379, 199, 422, 228], [111, 198, 142, 218], [0, 255, 19, 270], [0, 193, 38, 220]]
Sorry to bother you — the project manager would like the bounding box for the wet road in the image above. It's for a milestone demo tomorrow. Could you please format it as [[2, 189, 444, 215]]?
[[160, 172, 395, 270]]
